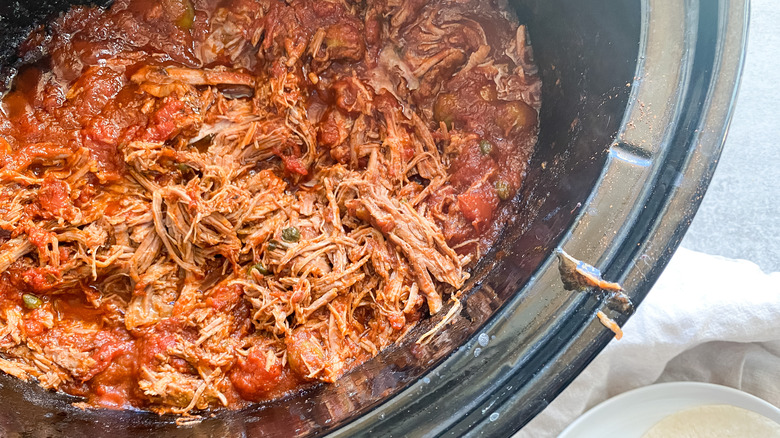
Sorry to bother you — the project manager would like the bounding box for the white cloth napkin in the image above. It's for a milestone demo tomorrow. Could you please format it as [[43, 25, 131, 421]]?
[[514, 247, 780, 438]]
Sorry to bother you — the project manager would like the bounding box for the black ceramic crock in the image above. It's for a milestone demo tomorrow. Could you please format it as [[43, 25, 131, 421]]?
[[0, 0, 748, 436]]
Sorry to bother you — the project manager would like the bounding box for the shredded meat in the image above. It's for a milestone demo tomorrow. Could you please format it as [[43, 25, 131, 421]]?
[[0, 0, 540, 414]]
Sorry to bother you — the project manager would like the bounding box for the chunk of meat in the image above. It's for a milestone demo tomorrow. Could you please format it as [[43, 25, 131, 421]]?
[[322, 22, 365, 61], [66, 66, 127, 120], [318, 108, 351, 149], [131, 65, 257, 88]]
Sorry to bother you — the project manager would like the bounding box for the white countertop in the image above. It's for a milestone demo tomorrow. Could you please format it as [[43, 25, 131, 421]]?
[[681, 0, 780, 272]]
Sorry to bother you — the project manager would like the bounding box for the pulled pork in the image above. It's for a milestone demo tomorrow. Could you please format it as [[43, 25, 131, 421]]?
[[0, 0, 540, 414]]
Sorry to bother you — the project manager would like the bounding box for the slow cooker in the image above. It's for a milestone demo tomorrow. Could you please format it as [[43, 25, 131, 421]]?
[[0, 0, 748, 436]]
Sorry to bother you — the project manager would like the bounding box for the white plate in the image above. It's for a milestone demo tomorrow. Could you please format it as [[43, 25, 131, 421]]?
[[558, 382, 780, 438]]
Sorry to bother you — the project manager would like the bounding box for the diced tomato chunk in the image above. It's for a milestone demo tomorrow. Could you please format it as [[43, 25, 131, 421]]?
[[206, 283, 244, 311], [24, 314, 48, 337], [142, 98, 187, 142], [21, 266, 62, 293], [457, 181, 499, 231], [38, 176, 73, 218], [281, 154, 309, 176], [229, 346, 284, 401]]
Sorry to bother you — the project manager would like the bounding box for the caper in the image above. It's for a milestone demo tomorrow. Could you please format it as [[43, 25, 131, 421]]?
[[282, 227, 301, 243], [495, 180, 511, 201], [249, 263, 270, 276], [22, 294, 42, 310], [267, 240, 281, 251], [479, 140, 493, 155]]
